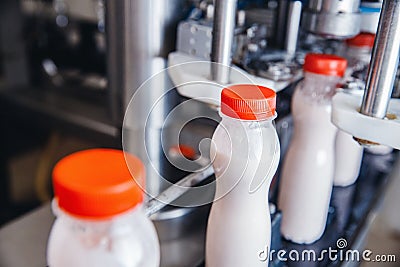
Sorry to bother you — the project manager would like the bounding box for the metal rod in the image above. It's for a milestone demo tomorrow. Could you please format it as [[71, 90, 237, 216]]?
[[275, 0, 289, 49], [360, 0, 400, 119], [105, 0, 125, 124], [285, 1, 302, 56], [145, 165, 214, 216], [211, 0, 237, 84]]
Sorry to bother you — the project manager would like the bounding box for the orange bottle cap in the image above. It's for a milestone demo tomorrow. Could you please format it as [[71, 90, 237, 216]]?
[[346, 33, 375, 48], [221, 84, 276, 120], [303, 53, 347, 77], [52, 149, 145, 219]]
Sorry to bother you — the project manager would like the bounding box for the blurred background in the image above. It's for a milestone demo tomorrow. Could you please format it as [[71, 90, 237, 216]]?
[[0, 0, 399, 266]]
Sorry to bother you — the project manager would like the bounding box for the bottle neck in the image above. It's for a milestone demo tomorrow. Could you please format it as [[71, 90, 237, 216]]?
[[219, 112, 276, 127], [346, 46, 373, 66], [300, 71, 342, 103], [52, 199, 143, 224]]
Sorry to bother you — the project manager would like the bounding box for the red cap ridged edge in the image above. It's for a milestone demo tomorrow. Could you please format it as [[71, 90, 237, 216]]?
[[221, 85, 276, 120]]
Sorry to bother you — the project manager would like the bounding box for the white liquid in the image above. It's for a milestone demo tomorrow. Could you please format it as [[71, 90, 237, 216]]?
[[206, 115, 280, 267], [334, 130, 363, 186], [47, 205, 160, 267], [366, 145, 393, 155], [278, 85, 337, 244]]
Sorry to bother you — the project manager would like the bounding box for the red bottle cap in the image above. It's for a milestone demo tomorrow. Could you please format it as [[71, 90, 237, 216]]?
[[346, 33, 375, 48], [221, 84, 276, 120], [52, 149, 145, 219], [303, 53, 347, 77]]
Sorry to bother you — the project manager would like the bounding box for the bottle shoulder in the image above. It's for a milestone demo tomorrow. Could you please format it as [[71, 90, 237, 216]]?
[[211, 118, 280, 166], [214, 117, 278, 137], [48, 204, 160, 266], [51, 203, 154, 235], [295, 73, 340, 105]]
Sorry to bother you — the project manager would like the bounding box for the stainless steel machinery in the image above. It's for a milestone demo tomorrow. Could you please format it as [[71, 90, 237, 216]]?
[[1, 0, 399, 267]]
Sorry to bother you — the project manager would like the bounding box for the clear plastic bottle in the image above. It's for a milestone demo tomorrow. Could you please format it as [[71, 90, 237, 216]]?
[[206, 84, 280, 267], [334, 34, 369, 186], [334, 129, 364, 186], [345, 33, 375, 68], [47, 149, 160, 267], [278, 54, 347, 244]]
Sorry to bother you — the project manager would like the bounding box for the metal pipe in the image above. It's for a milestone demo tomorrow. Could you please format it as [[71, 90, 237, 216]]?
[[145, 165, 214, 216], [275, 0, 290, 49], [105, 0, 125, 124], [114, 0, 190, 198], [285, 1, 302, 56], [360, 0, 400, 119], [211, 0, 237, 84]]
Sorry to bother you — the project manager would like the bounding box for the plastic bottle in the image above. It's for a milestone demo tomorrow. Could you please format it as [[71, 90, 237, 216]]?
[[345, 33, 375, 69], [206, 84, 280, 267], [334, 34, 371, 187], [278, 54, 347, 244], [334, 129, 363, 186], [47, 149, 160, 267]]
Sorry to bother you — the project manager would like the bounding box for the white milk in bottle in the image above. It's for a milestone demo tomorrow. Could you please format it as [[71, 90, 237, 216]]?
[[334, 129, 363, 187], [334, 34, 376, 187], [47, 149, 160, 267], [206, 84, 280, 267], [278, 54, 347, 244], [345, 33, 375, 69]]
